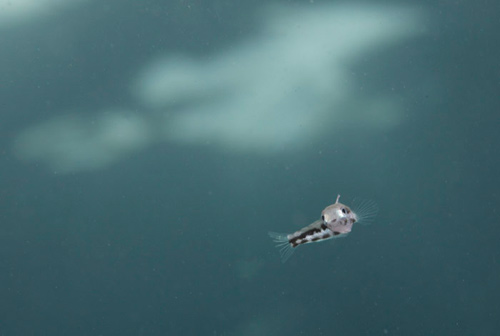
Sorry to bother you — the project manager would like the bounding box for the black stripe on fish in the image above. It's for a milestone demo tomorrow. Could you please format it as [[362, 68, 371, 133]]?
[[290, 228, 333, 247]]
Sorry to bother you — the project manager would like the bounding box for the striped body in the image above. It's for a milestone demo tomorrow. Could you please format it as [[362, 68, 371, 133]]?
[[287, 220, 342, 247]]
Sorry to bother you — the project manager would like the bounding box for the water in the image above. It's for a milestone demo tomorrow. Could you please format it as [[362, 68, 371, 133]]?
[[1, 0, 499, 335]]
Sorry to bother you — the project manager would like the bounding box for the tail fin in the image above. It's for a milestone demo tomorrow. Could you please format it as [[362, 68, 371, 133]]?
[[268, 232, 295, 263]]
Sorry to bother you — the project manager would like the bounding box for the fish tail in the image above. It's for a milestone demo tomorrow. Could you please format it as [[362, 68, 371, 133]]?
[[268, 232, 295, 263]]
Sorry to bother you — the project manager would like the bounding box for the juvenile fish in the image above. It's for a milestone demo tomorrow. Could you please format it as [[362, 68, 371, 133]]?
[[269, 195, 377, 263]]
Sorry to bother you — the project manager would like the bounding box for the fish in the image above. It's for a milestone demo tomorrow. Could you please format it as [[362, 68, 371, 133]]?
[[269, 195, 377, 263]]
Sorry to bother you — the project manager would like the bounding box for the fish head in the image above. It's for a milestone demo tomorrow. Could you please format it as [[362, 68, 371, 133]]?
[[321, 202, 357, 233]]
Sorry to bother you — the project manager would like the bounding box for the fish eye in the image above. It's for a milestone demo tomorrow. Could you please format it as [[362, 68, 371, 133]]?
[[341, 208, 346, 214], [321, 215, 325, 221]]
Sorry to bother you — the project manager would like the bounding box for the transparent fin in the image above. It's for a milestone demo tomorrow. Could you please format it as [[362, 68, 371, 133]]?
[[268, 232, 295, 263], [352, 198, 379, 225]]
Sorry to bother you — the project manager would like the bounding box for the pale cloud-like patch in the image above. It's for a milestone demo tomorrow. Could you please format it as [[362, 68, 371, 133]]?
[[136, 4, 425, 152], [14, 4, 426, 172], [14, 111, 152, 173], [0, 0, 86, 27]]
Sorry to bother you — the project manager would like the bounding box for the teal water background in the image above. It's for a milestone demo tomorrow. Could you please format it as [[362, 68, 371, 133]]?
[[1, 0, 499, 335]]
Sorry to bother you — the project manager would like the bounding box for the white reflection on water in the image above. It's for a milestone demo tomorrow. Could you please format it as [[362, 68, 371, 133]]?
[[0, 0, 86, 27], [14, 4, 425, 173]]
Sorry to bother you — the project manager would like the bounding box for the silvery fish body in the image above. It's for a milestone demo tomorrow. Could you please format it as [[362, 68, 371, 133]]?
[[269, 195, 376, 263]]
